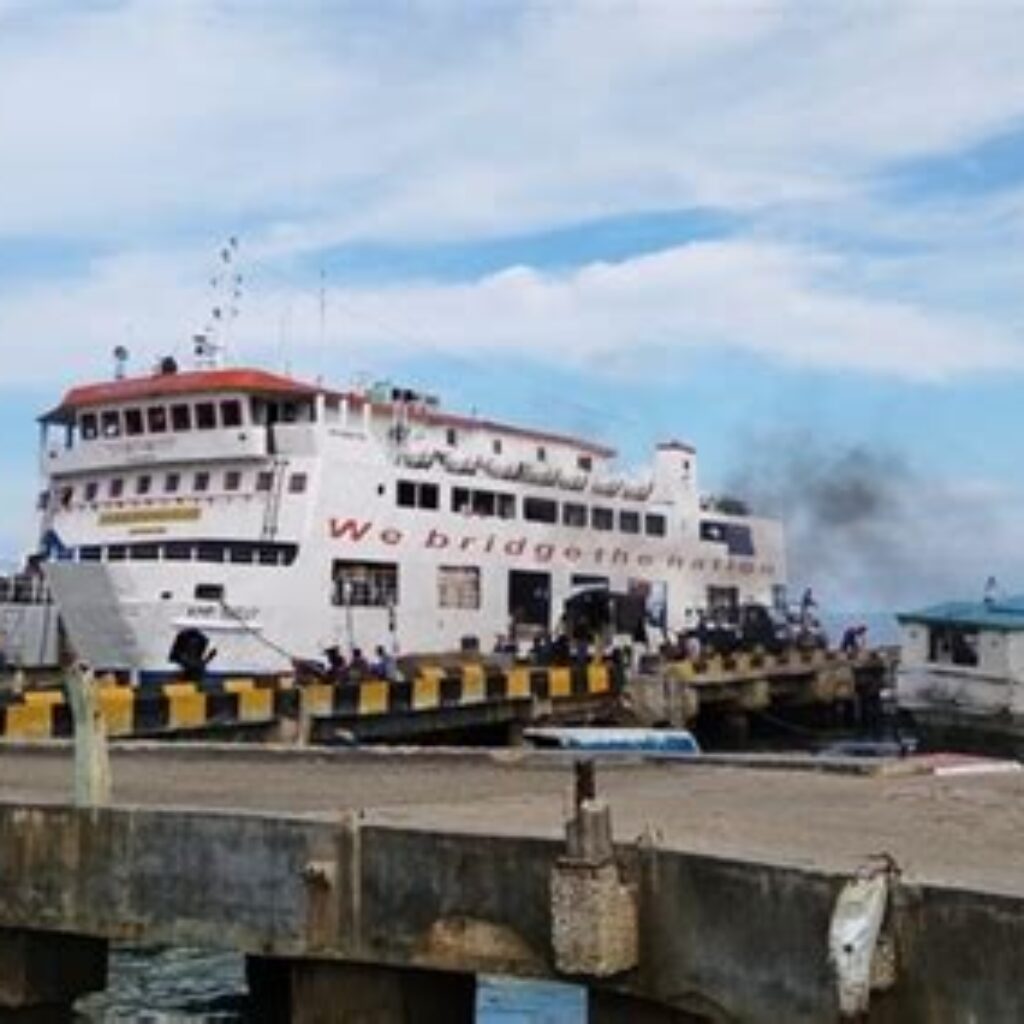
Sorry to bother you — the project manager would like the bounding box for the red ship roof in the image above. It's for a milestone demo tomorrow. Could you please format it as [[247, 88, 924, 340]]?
[[43, 365, 616, 458], [46, 368, 324, 419]]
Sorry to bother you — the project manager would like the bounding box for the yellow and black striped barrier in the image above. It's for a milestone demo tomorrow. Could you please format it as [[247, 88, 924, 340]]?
[[664, 646, 891, 683], [297, 660, 617, 721], [0, 676, 287, 742], [0, 662, 622, 741]]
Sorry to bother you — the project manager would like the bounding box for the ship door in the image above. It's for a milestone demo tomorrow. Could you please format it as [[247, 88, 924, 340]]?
[[707, 585, 739, 619], [509, 570, 551, 633]]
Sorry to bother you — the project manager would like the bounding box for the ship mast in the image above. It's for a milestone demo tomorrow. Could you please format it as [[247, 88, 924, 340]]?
[[193, 236, 243, 369]]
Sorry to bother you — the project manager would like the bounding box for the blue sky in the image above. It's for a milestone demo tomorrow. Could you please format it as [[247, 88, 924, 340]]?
[[1, 1, 1024, 609]]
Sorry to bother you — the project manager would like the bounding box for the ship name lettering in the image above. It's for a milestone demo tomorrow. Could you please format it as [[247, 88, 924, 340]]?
[[326, 518, 767, 577], [328, 517, 374, 541]]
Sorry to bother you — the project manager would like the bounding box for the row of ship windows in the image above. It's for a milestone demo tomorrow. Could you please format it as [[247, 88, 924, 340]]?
[[58, 541, 299, 566], [79, 399, 251, 439], [397, 480, 668, 537], [44, 471, 308, 508]]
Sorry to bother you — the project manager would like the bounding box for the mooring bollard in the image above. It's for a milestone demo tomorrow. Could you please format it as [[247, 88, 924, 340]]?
[[65, 662, 111, 807]]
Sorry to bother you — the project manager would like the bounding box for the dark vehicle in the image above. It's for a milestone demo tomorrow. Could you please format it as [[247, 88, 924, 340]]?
[[562, 586, 647, 646], [685, 601, 828, 657]]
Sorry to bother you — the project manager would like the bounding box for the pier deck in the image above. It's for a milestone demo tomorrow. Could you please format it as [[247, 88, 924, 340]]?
[[0, 745, 1019, 1021], [0, 744, 1019, 895]]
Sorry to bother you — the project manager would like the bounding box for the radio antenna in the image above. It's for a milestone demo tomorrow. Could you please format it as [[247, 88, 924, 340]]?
[[194, 236, 243, 369]]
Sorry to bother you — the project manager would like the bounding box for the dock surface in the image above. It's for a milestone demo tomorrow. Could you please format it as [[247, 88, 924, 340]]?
[[0, 744, 1020, 897]]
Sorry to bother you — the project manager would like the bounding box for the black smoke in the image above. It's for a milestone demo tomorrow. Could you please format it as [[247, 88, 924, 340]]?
[[723, 431, 1018, 611]]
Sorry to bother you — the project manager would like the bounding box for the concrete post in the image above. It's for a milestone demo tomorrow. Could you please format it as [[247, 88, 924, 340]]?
[[551, 762, 638, 978], [65, 663, 111, 807]]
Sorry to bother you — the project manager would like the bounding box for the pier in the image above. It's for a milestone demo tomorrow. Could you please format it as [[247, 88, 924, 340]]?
[[0, 743, 1019, 1021]]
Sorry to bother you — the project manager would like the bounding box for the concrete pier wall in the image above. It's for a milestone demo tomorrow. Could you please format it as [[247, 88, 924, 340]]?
[[0, 801, 1019, 1022]]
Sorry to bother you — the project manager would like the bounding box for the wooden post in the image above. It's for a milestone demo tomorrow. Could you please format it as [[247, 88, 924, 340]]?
[[66, 663, 111, 807]]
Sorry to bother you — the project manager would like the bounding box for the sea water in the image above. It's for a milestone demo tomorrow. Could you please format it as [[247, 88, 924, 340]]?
[[74, 947, 589, 1022]]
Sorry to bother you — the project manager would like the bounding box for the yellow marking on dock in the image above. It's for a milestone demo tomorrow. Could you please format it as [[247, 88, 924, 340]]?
[[507, 667, 531, 700], [548, 667, 572, 699], [224, 678, 255, 694], [237, 688, 273, 721], [461, 663, 486, 703], [587, 664, 610, 694], [168, 690, 206, 730], [302, 684, 334, 717], [98, 687, 134, 736], [413, 674, 440, 711], [22, 690, 64, 708], [359, 681, 390, 716], [6, 702, 53, 740]]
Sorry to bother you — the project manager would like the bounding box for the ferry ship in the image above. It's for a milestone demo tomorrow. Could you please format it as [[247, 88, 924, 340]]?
[[36, 358, 786, 678]]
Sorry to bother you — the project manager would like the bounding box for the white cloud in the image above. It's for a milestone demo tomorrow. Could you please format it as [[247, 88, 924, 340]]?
[[2, 239, 1020, 393], [3, 2, 1024, 243]]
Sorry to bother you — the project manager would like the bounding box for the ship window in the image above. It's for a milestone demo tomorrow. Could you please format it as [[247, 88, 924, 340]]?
[[563, 502, 587, 528], [700, 521, 725, 542], [165, 542, 193, 561], [37, 491, 50, 511], [229, 543, 254, 565], [101, 410, 121, 438], [472, 490, 495, 516], [224, 471, 242, 492], [256, 471, 274, 492], [620, 510, 640, 535], [197, 542, 225, 563], [496, 493, 515, 519], [645, 513, 667, 537], [446, 427, 458, 447], [130, 543, 159, 561], [577, 454, 593, 472], [537, 446, 547, 463], [452, 487, 470, 514], [84, 481, 99, 503], [171, 404, 191, 432], [124, 408, 144, 436], [220, 400, 242, 428], [398, 480, 438, 510], [699, 519, 749, 553], [79, 546, 102, 562], [194, 471, 210, 493], [332, 560, 399, 607], [80, 413, 98, 440], [438, 566, 481, 610], [195, 403, 217, 430], [524, 497, 557, 524], [194, 583, 224, 601], [136, 475, 152, 496], [928, 625, 979, 667], [164, 473, 180, 494], [59, 485, 73, 508], [421, 483, 439, 509], [107, 545, 127, 561], [288, 473, 307, 494], [492, 439, 502, 455], [592, 507, 614, 531], [146, 407, 167, 434], [109, 478, 124, 499]]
